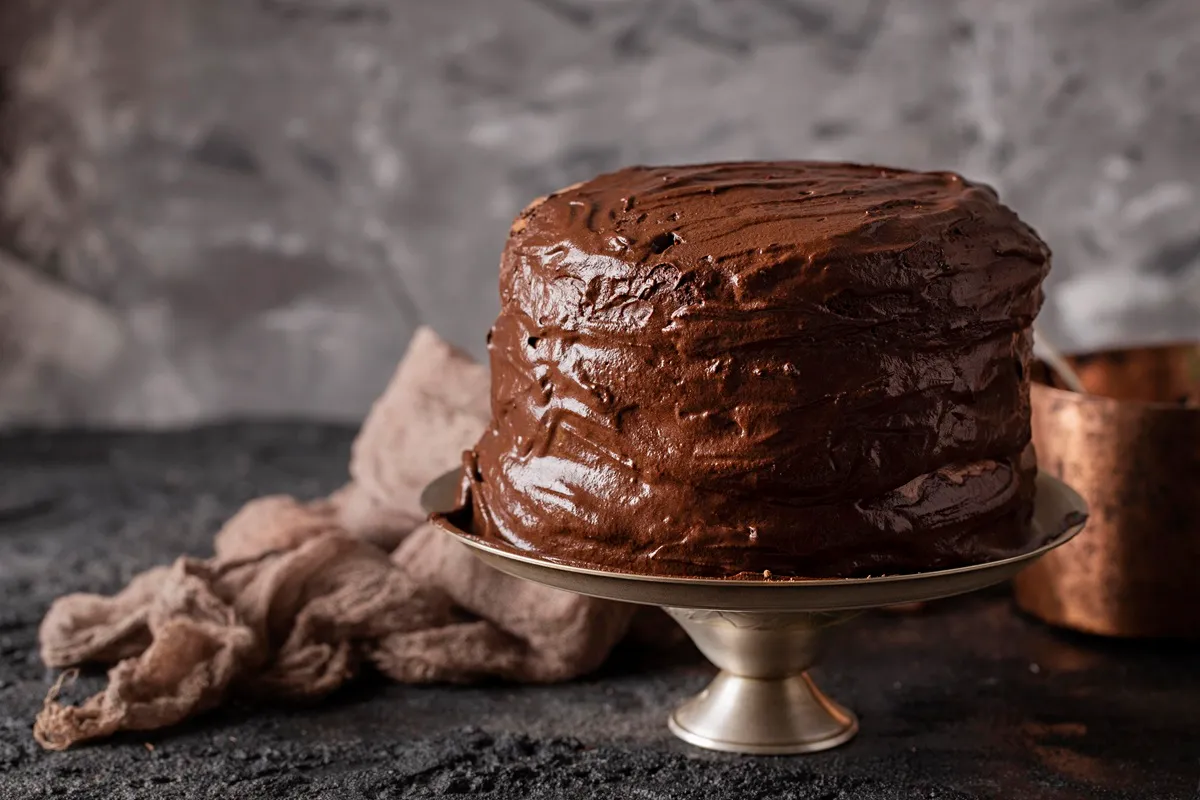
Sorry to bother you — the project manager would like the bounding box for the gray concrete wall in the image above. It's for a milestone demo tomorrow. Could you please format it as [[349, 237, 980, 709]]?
[[1, 0, 1197, 427]]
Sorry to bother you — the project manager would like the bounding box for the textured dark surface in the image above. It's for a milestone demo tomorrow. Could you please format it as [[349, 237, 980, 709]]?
[[1, 424, 1198, 799]]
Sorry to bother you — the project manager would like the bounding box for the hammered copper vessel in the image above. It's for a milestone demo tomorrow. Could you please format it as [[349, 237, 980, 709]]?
[[1015, 343, 1200, 638]]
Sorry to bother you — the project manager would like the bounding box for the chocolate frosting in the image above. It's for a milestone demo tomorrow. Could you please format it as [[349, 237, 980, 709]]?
[[459, 162, 1051, 578]]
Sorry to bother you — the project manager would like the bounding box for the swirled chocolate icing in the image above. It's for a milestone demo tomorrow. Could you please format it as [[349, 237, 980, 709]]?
[[456, 161, 1051, 578]]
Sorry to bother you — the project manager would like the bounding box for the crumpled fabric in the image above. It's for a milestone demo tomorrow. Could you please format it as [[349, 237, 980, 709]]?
[[35, 327, 664, 751]]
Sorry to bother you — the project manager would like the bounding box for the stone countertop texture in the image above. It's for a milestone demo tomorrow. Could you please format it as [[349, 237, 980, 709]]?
[[1, 424, 1198, 799], [1, 0, 1199, 427]]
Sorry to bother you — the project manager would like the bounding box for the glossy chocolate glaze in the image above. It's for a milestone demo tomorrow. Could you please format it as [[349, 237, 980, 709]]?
[[459, 162, 1051, 578]]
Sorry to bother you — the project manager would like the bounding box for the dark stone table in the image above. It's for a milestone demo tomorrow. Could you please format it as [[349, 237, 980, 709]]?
[[1, 424, 1197, 799]]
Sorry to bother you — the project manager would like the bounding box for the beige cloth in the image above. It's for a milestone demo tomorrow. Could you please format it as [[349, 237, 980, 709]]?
[[34, 327, 661, 751]]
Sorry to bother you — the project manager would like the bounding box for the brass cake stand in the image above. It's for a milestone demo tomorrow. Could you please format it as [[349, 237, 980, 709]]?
[[421, 472, 1088, 755]]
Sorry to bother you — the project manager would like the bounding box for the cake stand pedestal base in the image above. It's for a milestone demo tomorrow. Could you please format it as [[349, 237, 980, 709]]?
[[665, 608, 858, 754]]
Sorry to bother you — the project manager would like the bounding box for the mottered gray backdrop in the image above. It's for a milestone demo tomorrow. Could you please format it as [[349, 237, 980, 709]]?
[[0, 0, 1197, 427]]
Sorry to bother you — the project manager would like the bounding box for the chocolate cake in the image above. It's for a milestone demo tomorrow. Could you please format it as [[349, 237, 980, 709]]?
[[456, 161, 1052, 578]]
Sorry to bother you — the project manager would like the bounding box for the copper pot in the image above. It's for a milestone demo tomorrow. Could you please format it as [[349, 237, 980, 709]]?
[[1014, 343, 1200, 638]]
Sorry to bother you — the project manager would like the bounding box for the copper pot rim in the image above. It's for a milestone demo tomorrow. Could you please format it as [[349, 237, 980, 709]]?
[[1033, 382, 1200, 416], [1034, 340, 1200, 414]]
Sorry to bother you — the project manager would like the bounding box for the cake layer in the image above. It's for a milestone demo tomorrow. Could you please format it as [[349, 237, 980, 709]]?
[[461, 449, 1037, 578], [463, 162, 1051, 578]]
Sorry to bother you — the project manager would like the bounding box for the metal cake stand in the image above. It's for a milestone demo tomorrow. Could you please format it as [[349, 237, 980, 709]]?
[[421, 472, 1088, 755]]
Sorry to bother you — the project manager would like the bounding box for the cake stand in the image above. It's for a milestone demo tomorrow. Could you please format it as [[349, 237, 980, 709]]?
[[421, 472, 1088, 755]]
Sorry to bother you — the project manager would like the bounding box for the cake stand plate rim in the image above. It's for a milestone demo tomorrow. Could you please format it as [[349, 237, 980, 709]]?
[[420, 470, 1088, 612]]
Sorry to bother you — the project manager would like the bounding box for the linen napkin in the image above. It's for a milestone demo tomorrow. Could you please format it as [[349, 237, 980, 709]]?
[[34, 327, 655, 750]]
